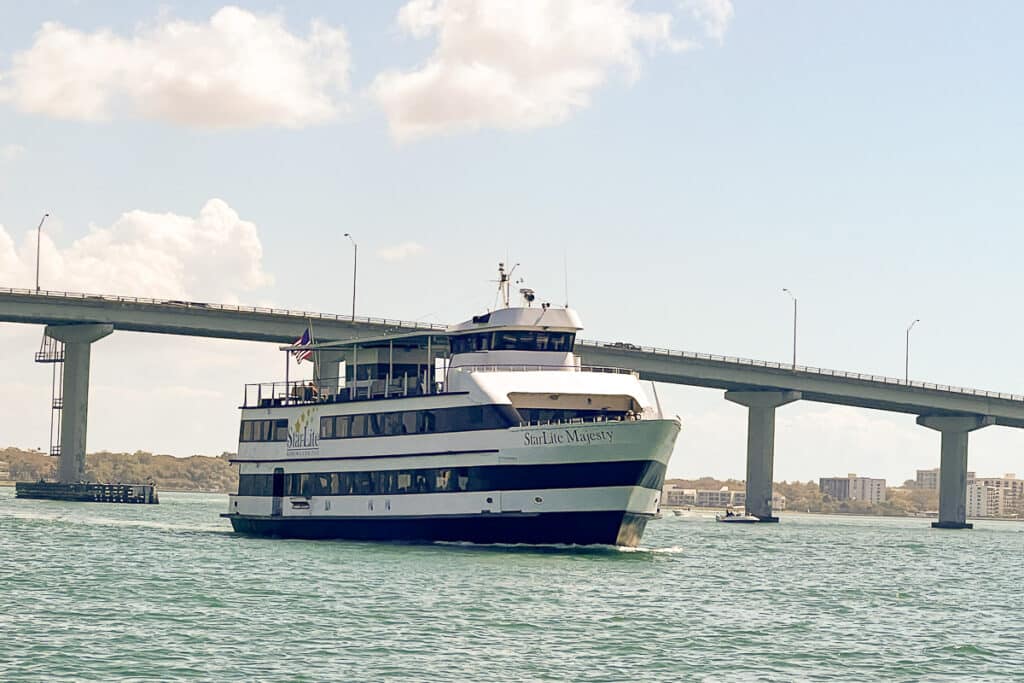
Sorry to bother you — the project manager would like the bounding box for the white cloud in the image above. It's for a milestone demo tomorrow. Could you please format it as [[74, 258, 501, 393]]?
[[0, 199, 272, 302], [1, 144, 25, 162], [684, 0, 734, 43], [372, 0, 681, 142], [0, 6, 350, 128], [377, 240, 426, 262]]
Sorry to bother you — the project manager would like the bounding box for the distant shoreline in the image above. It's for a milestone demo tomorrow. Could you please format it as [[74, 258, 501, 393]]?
[[662, 505, 1023, 523]]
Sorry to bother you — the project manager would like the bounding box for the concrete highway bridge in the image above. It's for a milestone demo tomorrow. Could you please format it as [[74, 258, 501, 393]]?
[[4, 286, 1023, 529]]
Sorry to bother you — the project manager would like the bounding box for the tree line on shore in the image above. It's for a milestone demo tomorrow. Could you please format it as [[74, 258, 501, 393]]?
[[1, 447, 238, 493]]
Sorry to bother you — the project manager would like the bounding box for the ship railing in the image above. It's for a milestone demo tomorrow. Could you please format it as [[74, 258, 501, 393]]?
[[515, 415, 638, 428], [242, 373, 447, 408], [451, 364, 638, 377]]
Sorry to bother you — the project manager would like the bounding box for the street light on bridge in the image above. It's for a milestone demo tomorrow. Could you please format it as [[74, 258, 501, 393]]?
[[34, 213, 49, 292], [343, 233, 357, 321], [905, 318, 921, 383], [782, 288, 797, 370]]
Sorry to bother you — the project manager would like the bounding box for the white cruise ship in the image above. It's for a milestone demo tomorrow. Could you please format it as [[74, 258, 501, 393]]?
[[223, 267, 680, 546]]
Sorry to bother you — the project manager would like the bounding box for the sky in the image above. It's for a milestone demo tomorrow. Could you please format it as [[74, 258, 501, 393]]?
[[1, 0, 1023, 484]]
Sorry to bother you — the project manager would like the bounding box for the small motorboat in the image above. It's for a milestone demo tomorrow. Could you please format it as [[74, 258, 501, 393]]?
[[715, 511, 761, 523]]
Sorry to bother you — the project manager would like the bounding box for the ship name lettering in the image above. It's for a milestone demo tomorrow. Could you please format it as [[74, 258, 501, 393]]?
[[523, 429, 614, 447]]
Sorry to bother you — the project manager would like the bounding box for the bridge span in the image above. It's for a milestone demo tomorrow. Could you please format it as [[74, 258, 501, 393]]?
[[3, 286, 1020, 529]]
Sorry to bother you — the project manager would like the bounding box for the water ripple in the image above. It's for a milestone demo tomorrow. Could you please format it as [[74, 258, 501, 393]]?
[[2, 489, 1023, 681]]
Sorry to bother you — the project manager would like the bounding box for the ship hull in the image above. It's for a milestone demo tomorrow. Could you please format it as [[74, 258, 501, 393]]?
[[229, 417, 679, 548], [226, 509, 650, 546]]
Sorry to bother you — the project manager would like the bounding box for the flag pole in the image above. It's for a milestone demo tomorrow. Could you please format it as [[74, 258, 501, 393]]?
[[307, 317, 319, 396]]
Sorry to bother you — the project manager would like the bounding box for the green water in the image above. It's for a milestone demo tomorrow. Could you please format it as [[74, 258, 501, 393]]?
[[2, 489, 1022, 682]]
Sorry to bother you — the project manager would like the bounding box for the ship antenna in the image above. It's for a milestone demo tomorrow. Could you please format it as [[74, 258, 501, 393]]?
[[495, 261, 519, 308], [563, 249, 569, 308]]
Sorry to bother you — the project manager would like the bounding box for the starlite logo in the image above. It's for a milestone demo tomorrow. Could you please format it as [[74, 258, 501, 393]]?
[[287, 406, 320, 455]]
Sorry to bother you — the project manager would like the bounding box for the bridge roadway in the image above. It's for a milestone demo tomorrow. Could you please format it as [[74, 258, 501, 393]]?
[[3, 287, 1020, 529]]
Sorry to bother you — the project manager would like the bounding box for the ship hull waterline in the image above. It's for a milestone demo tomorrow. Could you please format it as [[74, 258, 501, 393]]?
[[225, 509, 651, 547]]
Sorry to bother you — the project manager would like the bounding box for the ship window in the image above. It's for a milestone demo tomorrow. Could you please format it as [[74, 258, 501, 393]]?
[[351, 414, 368, 438], [417, 411, 437, 433], [353, 472, 374, 494], [368, 413, 384, 436], [318, 406, 512, 440], [450, 333, 492, 354], [243, 459, 668, 498], [315, 474, 331, 496], [238, 473, 272, 496], [239, 419, 289, 442]]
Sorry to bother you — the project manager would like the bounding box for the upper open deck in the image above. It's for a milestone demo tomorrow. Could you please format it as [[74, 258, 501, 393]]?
[[242, 363, 639, 409]]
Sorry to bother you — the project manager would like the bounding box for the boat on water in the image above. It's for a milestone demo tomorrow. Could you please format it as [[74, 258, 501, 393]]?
[[222, 265, 681, 547], [716, 510, 760, 523]]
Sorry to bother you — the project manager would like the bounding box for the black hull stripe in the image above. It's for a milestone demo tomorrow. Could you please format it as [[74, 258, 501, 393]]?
[[237, 460, 667, 497], [230, 448, 499, 464], [227, 511, 651, 547]]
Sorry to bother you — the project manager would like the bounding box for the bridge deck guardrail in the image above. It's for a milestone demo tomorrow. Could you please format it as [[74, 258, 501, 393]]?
[[0, 286, 447, 332], [6, 287, 1022, 404], [576, 339, 1024, 404]]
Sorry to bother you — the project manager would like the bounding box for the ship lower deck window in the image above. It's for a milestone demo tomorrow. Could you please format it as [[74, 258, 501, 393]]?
[[240, 419, 288, 442], [236, 459, 666, 498], [318, 405, 514, 440]]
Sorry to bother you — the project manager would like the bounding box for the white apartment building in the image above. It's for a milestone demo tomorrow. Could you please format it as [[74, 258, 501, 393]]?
[[728, 490, 787, 511], [696, 487, 733, 508], [820, 474, 887, 504], [967, 482, 1003, 518], [967, 474, 1022, 518], [661, 484, 786, 511], [661, 484, 697, 507], [915, 468, 975, 491]]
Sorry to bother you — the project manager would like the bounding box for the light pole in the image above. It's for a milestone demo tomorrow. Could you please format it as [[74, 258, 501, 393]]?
[[782, 288, 797, 369], [905, 319, 920, 383], [344, 233, 357, 321], [35, 213, 49, 292]]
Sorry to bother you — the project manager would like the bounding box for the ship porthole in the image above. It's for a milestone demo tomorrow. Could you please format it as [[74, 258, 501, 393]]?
[[534, 496, 543, 504], [486, 497, 493, 504]]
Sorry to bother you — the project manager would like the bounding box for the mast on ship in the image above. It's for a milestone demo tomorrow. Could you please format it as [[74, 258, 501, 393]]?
[[496, 262, 518, 309]]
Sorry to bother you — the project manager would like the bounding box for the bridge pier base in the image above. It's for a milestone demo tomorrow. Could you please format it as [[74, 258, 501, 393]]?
[[725, 390, 801, 522], [45, 324, 113, 483], [916, 414, 994, 529]]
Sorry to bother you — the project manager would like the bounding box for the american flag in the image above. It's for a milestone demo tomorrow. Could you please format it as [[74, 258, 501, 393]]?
[[292, 328, 313, 363]]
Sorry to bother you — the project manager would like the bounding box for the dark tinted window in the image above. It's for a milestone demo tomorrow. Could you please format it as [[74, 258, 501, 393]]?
[[319, 405, 512, 440], [237, 460, 665, 497], [451, 331, 575, 354], [239, 419, 288, 442]]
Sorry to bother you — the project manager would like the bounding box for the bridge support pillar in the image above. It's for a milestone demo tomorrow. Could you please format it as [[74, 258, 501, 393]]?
[[45, 324, 114, 483], [916, 414, 994, 529], [313, 350, 345, 398], [725, 390, 801, 522]]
